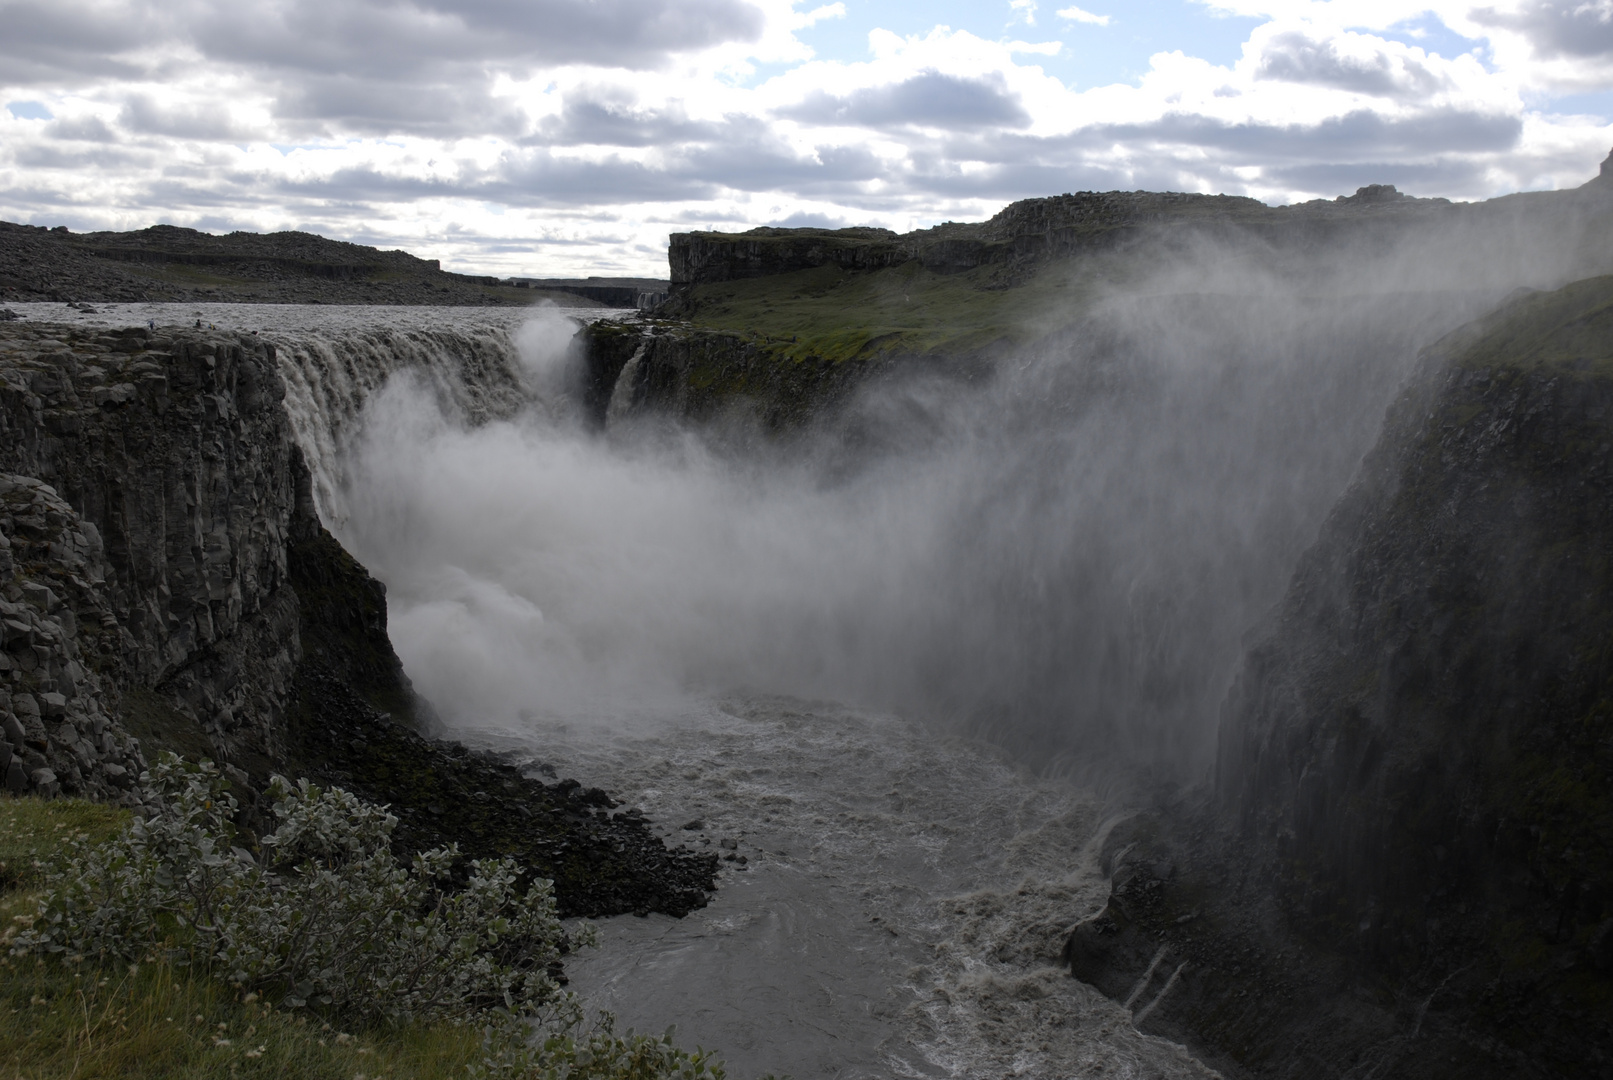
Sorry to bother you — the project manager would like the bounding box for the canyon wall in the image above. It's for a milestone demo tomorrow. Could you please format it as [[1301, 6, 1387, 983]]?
[[1217, 276, 1613, 1074], [1067, 277, 1613, 1079], [0, 318, 718, 917]]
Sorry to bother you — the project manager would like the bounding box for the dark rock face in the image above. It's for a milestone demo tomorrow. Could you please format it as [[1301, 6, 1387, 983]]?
[[1067, 278, 1613, 1078], [1215, 278, 1613, 1073], [0, 319, 717, 921], [668, 226, 908, 287], [0, 474, 145, 801], [581, 319, 877, 431], [286, 666, 715, 919], [0, 322, 301, 784]]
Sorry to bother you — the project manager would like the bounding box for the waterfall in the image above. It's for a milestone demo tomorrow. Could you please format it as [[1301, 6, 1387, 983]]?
[[268, 319, 577, 528]]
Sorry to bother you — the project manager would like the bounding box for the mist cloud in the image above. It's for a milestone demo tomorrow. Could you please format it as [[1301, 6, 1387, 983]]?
[[321, 206, 1613, 773]]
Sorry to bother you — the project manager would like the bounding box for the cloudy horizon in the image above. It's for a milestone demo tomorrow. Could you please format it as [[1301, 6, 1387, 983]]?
[[3, 0, 1613, 277]]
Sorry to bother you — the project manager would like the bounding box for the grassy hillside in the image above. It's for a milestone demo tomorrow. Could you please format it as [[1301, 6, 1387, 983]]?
[[678, 256, 1112, 364]]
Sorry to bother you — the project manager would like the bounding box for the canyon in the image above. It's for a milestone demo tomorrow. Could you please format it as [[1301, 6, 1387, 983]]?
[[4, 157, 1613, 1076]]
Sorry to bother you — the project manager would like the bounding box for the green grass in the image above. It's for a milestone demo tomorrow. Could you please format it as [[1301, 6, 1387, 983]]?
[[0, 954, 484, 1080], [1450, 274, 1613, 377], [0, 797, 485, 1079], [0, 797, 129, 892], [680, 256, 1115, 364], [0, 797, 748, 1080], [3, 797, 472, 1080]]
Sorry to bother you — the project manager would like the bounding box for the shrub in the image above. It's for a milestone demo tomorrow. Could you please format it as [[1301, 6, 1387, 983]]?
[[6, 755, 740, 1080], [13, 754, 580, 1027]]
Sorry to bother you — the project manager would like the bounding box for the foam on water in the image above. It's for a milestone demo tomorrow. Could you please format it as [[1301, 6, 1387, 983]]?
[[458, 698, 1215, 1079]]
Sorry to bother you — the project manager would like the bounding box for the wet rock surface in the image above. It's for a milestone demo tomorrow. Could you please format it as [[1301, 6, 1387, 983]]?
[[1068, 278, 1613, 1078], [286, 667, 716, 919]]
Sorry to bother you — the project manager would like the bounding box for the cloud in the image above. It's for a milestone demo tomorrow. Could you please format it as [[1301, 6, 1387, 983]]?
[[0, 1, 158, 85], [533, 95, 721, 148], [44, 113, 115, 141], [781, 70, 1033, 130], [0, 3, 1610, 276], [190, 0, 767, 77], [119, 94, 250, 139], [1056, 5, 1111, 26], [1473, 0, 1613, 61], [1254, 28, 1449, 97]]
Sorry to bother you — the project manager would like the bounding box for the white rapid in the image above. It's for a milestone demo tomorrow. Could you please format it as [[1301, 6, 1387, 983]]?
[[490, 697, 1216, 1080]]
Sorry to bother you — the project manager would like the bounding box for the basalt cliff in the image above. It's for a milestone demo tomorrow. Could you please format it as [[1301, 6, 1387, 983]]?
[[1064, 277, 1613, 1078], [0, 319, 715, 919], [585, 171, 1613, 433]]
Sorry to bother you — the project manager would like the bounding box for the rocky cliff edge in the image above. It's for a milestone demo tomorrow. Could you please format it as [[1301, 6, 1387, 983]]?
[[0, 320, 718, 919], [1065, 277, 1613, 1078]]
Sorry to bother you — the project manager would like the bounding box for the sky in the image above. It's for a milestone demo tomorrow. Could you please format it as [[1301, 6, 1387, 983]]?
[[3, 0, 1613, 277]]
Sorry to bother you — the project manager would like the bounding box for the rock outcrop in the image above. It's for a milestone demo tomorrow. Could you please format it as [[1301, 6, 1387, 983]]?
[[0, 322, 301, 797], [1066, 277, 1613, 1078], [665, 187, 1465, 294], [579, 318, 883, 430], [0, 319, 718, 919]]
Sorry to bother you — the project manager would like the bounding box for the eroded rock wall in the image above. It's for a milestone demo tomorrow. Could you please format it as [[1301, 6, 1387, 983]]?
[[0, 321, 302, 794], [1064, 278, 1613, 1079]]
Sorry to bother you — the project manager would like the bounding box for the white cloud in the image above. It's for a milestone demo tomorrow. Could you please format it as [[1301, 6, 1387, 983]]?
[[1056, 5, 1112, 25], [0, 0, 1609, 276]]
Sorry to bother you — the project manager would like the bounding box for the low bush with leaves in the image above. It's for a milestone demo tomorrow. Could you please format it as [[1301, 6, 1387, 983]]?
[[14, 753, 576, 1027], [5, 754, 738, 1080]]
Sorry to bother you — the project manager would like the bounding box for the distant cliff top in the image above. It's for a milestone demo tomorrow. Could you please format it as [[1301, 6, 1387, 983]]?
[[667, 183, 1471, 288], [0, 221, 602, 308], [647, 158, 1613, 373]]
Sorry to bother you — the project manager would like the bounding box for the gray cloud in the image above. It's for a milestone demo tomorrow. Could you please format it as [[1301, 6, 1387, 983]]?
[[1256, 30, 1447, 97], [44, 114, 116, 141], [1097, 106, 1521, 158], [1474, 1, 1613, 60], [269, 77, 530, 138], [191, 0, 765, 77], [1265, 158, 1494, 196], [782, 71, 1032, 130], [119, 94, 248, 140], [9, 142, 153, 170], [0, 1, 159, 85], [0, 0, 763, 135], [534, 97, 721, 148]]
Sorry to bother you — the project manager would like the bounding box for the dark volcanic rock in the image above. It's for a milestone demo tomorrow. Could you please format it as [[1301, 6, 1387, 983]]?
[[665, 187, 1459, 294], [1067, 277, 1613, 1078], [285, 666, 716, 919], [0, 318, 718, 924]]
